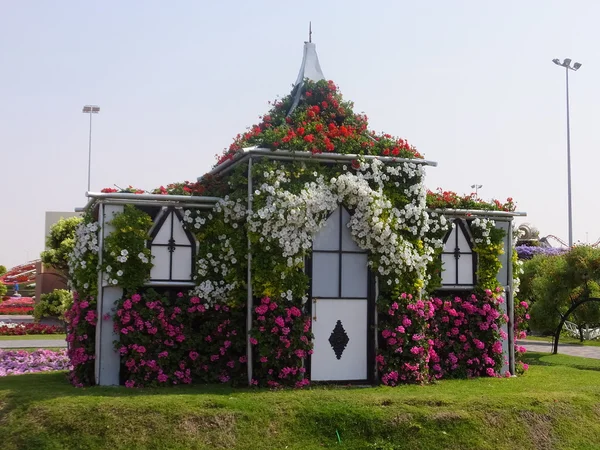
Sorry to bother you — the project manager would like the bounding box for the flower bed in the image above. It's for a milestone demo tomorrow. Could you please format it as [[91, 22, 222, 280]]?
[[115, 290, 247, 388], [0, 349, 70, 376], [0, 297, 35, 315], [0, 322, 64, 336]]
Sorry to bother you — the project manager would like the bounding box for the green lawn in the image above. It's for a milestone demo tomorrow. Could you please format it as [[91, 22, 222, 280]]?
[[525, 335, 600, 347], [0, 334, 66, 341], [1, 352, 600, 449]]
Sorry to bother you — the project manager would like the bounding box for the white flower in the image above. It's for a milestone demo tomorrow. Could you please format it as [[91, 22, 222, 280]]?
[[121, 249, 128, 256], [117, 270, 123, 277]]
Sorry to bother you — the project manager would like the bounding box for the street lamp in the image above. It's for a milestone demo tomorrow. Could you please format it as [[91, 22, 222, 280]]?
[[552, 58, 582, 248], [82, 105, 100, 192], [471, 184, 482, 197]]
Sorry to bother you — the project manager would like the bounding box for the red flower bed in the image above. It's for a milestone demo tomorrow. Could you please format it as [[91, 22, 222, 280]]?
[[0, 297, 35, 315], [0, 262, 37, 286], [0, 323, 64, 335], [0, 306, 34, 315]]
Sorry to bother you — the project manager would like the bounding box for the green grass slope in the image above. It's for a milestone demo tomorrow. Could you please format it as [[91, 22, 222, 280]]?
[[0, 352, 599, 450]]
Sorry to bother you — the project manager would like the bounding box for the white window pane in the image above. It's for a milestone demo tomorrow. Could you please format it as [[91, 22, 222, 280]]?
[[441, 253, 456, 285], [313, 207, 340, 251], [312, 252, 339, 297], [171, 213, 191, 246], [153, 212, 173, 245], [457, 221, 471, 252], [150, 246, 171, 280], [341, 253, 368, 298], [443, 228, 457, 252], [172, 247, 192, 281], [457, 254, 474, 285], [341, 208, 362, 252]]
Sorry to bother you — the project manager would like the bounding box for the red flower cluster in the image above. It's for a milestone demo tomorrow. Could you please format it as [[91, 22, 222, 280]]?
[[429, 289, 509, 379], [426, 188, 516, 212], [0, 322, 64, 335], [65, 292, 96, 387], [377, 293, 435, 385], [115, 291, 246, 388], [215, 79, 422, 165], [0, 263, 36, 286], [0, 297, 34, 315], [251, 297, 313, 388]]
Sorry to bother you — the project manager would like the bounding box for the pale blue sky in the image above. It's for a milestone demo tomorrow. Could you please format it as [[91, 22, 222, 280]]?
[[1, 1, 599, 269]]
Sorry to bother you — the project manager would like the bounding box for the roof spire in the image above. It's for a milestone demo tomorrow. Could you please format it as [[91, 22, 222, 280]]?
[[287, 29, 325, 116]]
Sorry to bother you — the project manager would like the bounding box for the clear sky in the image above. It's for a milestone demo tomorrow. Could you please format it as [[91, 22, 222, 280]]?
[[1, 1, 598, 269]]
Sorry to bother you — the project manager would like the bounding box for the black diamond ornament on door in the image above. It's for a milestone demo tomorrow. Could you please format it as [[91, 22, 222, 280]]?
[[329, 320, 350, 360]]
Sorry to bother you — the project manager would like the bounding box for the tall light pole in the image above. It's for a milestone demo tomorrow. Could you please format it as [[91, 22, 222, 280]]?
[[82, 105, 100, 192], [471, 184, 482, 197], [552, 58, 581, 248]]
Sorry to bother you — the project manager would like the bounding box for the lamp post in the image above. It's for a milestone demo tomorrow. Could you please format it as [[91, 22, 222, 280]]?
[[471, 184, 482, 197], [552, 58, 582, 248], [82, 105, 100, 192]]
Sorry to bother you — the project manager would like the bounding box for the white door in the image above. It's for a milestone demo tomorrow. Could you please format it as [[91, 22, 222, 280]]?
[[311, 206, 370, 381]]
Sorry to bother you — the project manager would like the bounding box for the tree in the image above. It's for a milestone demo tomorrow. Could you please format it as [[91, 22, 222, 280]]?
[[40, 216, 82, 279], [0, 265, 6, 276], [523, 246, 600, 341]]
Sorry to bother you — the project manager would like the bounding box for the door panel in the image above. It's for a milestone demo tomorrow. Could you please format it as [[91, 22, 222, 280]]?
[[311, 298, 368, 381]]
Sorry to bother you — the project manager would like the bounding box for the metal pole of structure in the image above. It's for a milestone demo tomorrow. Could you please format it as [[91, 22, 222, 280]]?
[[88, 112, 93, 192], [565, 66, 573, 248], [246, 157, 254, 385]]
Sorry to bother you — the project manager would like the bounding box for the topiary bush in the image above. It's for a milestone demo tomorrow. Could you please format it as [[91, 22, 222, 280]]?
[[34, 289, 73, 321]]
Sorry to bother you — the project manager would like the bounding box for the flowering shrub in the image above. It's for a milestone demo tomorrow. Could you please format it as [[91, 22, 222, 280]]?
[[65, 292, 96, 387], [67, 214, 99, 295], [115, 290, 246, 388], [429, 290, 507, 379], [101, 205, 153, 291], [0, 322, 64, 335], [0, 349, 70, 376], [516, 245, 566, 260], [377, 293, 435, 385], [251, 296, 313, 388]]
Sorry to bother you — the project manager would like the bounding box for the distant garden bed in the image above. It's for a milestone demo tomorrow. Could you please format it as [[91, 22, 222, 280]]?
[[0, 297, 34, 316], [0, 322, 64, 336]]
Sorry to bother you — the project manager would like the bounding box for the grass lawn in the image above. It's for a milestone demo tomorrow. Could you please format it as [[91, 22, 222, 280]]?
[[0, 334, 66, 341], [1, 352, 600, 450], [524, 335, 600, 347]]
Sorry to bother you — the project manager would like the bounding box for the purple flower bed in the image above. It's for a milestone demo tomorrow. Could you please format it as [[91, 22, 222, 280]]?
[[516, 245, 566, 260], [0, 349, 71, 376]]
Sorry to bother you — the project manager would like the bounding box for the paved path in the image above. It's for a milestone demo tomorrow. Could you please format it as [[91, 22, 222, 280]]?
[[0, 315, 34, 323], [0, 339, 67, 349], [518, 339, 600, 360]]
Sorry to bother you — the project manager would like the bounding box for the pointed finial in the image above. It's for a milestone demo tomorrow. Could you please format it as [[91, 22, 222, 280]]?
[[309, 21, 312, 43]]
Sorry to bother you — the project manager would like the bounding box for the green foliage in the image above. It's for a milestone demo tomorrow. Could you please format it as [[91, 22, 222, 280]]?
[[34, 289, 73, 321], [101, 205, 153, 294], [41, 216, 82, 276], [0, 265, 6, 276], [524, 246, 600, 337]]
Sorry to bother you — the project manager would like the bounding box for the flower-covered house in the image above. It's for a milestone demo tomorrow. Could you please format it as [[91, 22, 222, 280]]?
[[67, 40, 527, 388]]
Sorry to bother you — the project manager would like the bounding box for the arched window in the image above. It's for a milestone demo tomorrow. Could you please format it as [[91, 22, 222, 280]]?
[[441, 219, 475, 286], [148, 208, 196, 283]]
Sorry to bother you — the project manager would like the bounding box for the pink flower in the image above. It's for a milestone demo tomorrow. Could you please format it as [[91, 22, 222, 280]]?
[[250, 337, 258, 345], [189, 351, 199, 361], [131, 293, 141, 302], [125, 380, 135, 388]]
